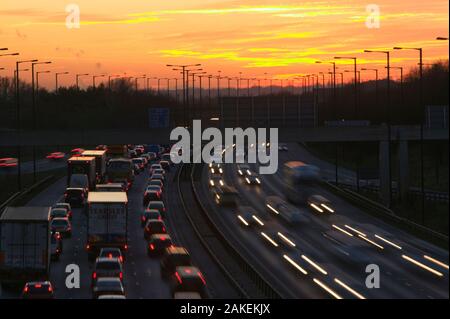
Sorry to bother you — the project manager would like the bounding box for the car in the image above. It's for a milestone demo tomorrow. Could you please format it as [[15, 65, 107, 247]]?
[[307, 195, 334, 213], [171, 266, 207, 298], [50, 231, 63, 260], [0, 157, 18, 168], [128, 150, 137, 158], [150, 163, 163, 175], [146, 184, 163, 195], [147, 152, 157, 163], [64, 187, 87, 207], [237, 164, 251, 177], [98, 248, 124, 264], [173, 292, 202, 299], [214, 185, 239, 207], [143, 190, 162, 206], [96, 145, 107, 150], [46, 152, 66, 160], [96, 183, 126, 192], [236, 206, 265, 227], [147, 234, 173, 256], [161, 246, 192, 277], [92, 277, 125, 299], [209, 163, 223, 175], [70, 148, 85, 157], [132, 158, 145, 172], [144, 219, 167, 240], [141, 209, 162, 226], [150, 173, 165, 183], [209, 174, 224, 188], [53, 203, 72, 219], [50, 208, 70, 220], [244, 173, 261, 185], [50, 217, 72, 237], [92, 257, 123, 286], [140, 153, 151, 166], [147, 201, 166, 218], [148, 179, 164, 191], [153, 168, 166, 176], [159, 160, 171, 171], [21, 281, 54, 299]]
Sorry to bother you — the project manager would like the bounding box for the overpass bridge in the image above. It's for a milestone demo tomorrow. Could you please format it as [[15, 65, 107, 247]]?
[[1, 125, 448, 207]]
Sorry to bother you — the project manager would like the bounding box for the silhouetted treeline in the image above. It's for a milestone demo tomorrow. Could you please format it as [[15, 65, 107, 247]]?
[[0, 61, 447, 130]]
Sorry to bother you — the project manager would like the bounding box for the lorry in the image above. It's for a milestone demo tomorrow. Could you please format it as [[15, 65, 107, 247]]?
[[86, 192, 128, 260], [106, 158, 135, 188], [81, 150, 107, 183], [67, 156, 96, 191], [107, 145, 128, 159], [265, 196, 309, 224], [283, 161, 321, 205], [0, 207, 51, 285]]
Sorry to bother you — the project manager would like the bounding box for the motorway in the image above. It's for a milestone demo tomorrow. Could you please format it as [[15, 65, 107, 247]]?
[[196, 143, 449, 299], [0, 163, 238, 299]]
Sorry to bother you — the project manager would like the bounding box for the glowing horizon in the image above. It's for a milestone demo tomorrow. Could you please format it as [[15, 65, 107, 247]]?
[[0, 0, 448, 89]]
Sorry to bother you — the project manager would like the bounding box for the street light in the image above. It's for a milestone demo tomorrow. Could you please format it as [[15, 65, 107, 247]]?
[[365, 49, 392, 207], [387, 66, 404, 108], [36, 71, 50, 91], [361, 68, 379, 107], [93, 74, 106, 89], [55, 72, 69, 92], [334, 56, 358, 118], [108, 74, 121, 90], [76, 73, 89, 90], [15, 58, 38, 191], [135, 74, 146, 92], [436, 37, 449, 40], [0, 52, 19, 57]]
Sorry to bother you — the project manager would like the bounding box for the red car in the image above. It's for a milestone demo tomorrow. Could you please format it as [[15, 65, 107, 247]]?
[[46, 152, 66, 160], [0, 158, 18, 168], [70, 148, 85, 157]]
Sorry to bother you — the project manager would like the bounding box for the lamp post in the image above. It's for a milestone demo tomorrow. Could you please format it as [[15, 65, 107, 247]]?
[[108, 74, 121, 90], [361, 68, 379, 108], [76, 73, 89, 90], [55, 72, 69, 92], [93, 74, 106, 90], [316, 60, 337, 118], [387, 66, 404, 109], [334, 57, 357, 118], [167, 64, 202, 127], [365, 49, 392, 207], [15, 58, 38, 190]]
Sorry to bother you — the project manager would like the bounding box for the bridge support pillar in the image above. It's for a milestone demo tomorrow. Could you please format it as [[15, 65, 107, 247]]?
[[379, 141, 391, 207], [398, 141, 410, 205]]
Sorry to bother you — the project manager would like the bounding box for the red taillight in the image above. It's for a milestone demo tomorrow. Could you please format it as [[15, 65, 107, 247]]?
[[86, 244, 90, 250], [141, 216, 146, 222], [162, 227, 166, 232], [123, 244, 128, 250], [185, 268, 192, 274], [161, 237, 166, 241], [92, 272, 97, 279], [197, 272, 206, 285], [48, 286, 53, 292], [119, 272, 123, 280], [149, 244, 155, 250], [175, 272, 182, 284], [119, 256, 123, 263], [108, 253, 113, 259], [35, 284, 42, 288], [23, 286, 29, 293]]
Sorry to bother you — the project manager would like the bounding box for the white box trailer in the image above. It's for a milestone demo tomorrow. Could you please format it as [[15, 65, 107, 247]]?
[[0, 207, 51, 284], [86, 192, 128, 260]]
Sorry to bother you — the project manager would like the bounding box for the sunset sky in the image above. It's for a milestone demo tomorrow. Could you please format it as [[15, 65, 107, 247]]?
[[0, 0, 448, 89]]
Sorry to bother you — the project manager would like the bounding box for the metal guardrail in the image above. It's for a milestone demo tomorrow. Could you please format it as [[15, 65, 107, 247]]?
[[177, 163, 281, 298], [0, 175, 54, 216], [323, 181, 449, 249]]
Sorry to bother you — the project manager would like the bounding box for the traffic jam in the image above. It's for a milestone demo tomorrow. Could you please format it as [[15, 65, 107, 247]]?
[[0, 144, 206, 299]]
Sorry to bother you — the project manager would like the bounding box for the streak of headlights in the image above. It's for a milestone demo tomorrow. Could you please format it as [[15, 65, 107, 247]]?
[[402, 255, 443, 277]]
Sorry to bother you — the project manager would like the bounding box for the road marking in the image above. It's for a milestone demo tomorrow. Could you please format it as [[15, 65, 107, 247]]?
[[402, 255, 443, 277], [334, 278, 365, 299], [374, 234, 402, 250], [313, 278, 342, 299]]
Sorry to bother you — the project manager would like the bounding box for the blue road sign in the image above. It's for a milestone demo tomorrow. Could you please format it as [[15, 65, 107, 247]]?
[[148, 108, 170, 128]]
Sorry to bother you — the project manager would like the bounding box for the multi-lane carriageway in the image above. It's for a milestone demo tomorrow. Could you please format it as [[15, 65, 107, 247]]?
[[0, 143, 448, 299]]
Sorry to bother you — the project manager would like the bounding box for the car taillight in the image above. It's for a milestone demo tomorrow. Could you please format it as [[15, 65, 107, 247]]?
[[175, 272, 182, 284], [198, 272, 207, 285], [119, 256, 123, 263], [35, 284, 42, 288], [149, 244, 155, 250], [23, 286, 29, 293], [162, 227, 166, 232], [108, 253, 113, 258], [119, 272, 123, 280], [48, 286, 53, 292], [92, 272, 97, 279], [123, 244, 128, 250], [141, 216, 146, 222], [86, 244, 90, 250]]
